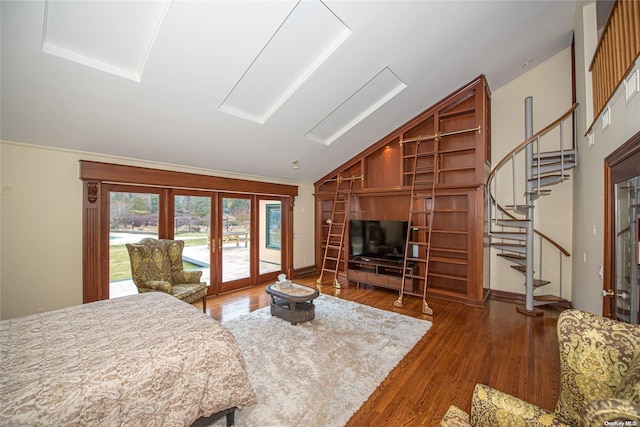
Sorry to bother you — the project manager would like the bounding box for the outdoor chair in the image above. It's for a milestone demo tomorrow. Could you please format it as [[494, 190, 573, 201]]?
[[126, 238, 208, 312], [440, 309, 640, 426]]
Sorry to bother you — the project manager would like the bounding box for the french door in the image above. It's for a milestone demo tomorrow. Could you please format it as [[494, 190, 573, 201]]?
[[106, 185, 284, 298], [605, 131, 640, 324], [217, 194, 253, 293], [81, 160, 297, 304], [174, 192, 282, 293]]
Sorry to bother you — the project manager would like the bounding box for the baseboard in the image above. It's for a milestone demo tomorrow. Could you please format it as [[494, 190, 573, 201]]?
[[489, 289, 572, 309], [292, 265, 316, 279]]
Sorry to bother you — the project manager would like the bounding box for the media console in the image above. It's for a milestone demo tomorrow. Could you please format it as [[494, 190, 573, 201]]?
[[347, 256, 417, 293]]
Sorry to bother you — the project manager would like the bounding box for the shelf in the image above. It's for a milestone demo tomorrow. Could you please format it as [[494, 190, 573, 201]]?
[[314, 76, 489, 306], [440, 166, 476, 172], [431, 229, 468, 235], [429, 272, 467, 282], [438, 147, 476, 154], [430, 256, 469, 265], [438, 107, 476, 119]]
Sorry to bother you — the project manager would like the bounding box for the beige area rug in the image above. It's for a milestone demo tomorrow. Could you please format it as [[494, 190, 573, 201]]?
[[211, 294, 432, 427]]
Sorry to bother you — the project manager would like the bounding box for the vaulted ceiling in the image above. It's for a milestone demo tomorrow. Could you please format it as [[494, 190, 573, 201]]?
[[1, 0, 577, 183]]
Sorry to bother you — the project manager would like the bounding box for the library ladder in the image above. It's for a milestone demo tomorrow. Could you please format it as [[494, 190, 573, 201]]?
[[316, 176, 357, 288], [394, 133, 440, 315]]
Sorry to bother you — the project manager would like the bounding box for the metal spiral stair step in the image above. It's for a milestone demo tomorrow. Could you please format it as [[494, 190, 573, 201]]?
[[528, 174, 570, 189], [533, 149, 577, 162], [494, 218, 530, 228], [491, 242, 526, 254], [531, 161, 577, 175], [497, 253, 527, 266], [534, 294, 569, 305], [490, 231, 527, 241]]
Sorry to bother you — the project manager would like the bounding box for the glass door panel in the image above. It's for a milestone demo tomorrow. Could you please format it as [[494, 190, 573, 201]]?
[[220, 196, 251, 291], [109, 191, 159, 299], [174, 195, 212, 292], [260, 200, 282, 275], [615, 175, 640, 323]]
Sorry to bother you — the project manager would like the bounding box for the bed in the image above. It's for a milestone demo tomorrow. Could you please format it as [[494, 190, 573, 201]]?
[[0, 292, 257, 426]]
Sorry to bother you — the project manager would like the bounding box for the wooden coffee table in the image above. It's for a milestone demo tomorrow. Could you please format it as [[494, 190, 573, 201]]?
[[265, 283, 319, 325]]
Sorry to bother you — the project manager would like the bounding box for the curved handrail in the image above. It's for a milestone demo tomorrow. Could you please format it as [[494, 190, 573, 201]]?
[[488, 103, 578, 258], [489, 193, 570, 256], [487, 103, 578, 187]]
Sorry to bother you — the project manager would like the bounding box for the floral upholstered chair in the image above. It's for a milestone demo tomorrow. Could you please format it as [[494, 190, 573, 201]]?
[[440, 309, 640, 427], [126, 238, 208, 312]]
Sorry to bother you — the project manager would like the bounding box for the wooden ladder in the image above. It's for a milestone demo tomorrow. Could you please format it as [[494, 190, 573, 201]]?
[[317, 176, 355, 288], [394, 134, 439, 315]]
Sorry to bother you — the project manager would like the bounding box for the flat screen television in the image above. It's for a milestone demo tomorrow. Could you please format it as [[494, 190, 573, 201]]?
[[349, 219, 408, 263]]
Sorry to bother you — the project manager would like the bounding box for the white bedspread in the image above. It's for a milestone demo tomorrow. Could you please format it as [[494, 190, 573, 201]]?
[[0, 293, 257, 426]]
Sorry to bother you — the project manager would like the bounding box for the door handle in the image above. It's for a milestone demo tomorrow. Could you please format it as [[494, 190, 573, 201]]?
[[602, 289, 615, 297]]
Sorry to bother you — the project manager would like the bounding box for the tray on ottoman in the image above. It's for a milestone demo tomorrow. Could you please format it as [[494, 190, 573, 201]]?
[[265, 283, 319, 325]]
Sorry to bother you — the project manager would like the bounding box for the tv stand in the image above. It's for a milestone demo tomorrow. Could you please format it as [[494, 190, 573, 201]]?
[[347, 257, 416, 292]]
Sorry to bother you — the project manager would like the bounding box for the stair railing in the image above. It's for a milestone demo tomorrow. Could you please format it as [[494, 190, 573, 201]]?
[[488, 103, 578, 229], [487, 103, 578, 301]]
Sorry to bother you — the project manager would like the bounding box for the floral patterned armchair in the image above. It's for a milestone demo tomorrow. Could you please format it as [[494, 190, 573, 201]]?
[[126, 238, 208, 312], [440, 309, 640, 427]]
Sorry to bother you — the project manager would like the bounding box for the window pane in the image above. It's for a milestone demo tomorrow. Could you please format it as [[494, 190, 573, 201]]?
[[109, 191, 159, 298], [175, 195, 211, 287], [222, 197, 251, 283], [260, 200, 281, 275]]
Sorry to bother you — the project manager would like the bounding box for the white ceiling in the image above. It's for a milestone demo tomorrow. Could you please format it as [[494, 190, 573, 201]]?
[[1, 0, 577, 183]]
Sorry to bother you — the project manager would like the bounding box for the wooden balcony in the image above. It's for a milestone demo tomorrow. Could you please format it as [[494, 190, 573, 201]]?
[[589, 0, 640, 119]]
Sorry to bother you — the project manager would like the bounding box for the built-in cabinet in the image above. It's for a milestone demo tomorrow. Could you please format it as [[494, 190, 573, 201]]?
[[314, 76, 491, 307], [348, 257, 416, 292]]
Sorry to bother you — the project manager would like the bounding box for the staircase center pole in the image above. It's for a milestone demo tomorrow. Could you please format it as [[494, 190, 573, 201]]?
[[524, 96, 535, 312]]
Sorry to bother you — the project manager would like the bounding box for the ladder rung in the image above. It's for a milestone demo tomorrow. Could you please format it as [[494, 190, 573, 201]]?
[[406, 257, 427, 263], [410, 226, 430, 230], [325, 256, 338, 261], [411, 210, 432, 215], [408, 241, 429, 246], [326, 245, 341, 249]]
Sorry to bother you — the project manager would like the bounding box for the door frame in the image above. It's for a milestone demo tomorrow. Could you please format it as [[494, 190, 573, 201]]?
[[217, 192, 254, 293], [80, 161, 297, 303], [604, 130, 640, 318]]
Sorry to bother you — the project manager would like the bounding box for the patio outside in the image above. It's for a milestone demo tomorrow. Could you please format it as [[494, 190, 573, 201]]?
[[109, 232, 280, 298]]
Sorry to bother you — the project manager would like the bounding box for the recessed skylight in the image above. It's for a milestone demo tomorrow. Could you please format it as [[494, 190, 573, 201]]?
[[305, 67, 407, 145], [42, 0, 170, 82], [218, 0, 351, 124]]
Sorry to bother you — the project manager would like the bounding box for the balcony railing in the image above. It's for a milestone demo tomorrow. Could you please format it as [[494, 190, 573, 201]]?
[[589, 0, 640, 119]]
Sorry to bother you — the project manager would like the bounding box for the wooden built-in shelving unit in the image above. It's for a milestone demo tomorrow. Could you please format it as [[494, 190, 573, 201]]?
[[314, 76, 491, 307]]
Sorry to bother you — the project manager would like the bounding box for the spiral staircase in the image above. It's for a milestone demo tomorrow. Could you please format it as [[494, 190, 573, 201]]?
[[488, 99, 579, 316]]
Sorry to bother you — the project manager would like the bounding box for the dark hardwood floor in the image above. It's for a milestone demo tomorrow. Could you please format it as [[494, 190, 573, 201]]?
[[197, 276, 562, 427]]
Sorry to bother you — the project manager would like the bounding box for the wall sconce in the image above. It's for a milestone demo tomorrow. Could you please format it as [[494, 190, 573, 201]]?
[[292, 160, 299, 169]]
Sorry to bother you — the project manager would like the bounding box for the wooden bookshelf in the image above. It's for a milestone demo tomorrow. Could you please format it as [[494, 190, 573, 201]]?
[[314, 76, 491, 307]]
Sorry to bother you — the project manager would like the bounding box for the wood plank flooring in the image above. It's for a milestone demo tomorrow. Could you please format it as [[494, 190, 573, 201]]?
[[197, 276, 562, 426]]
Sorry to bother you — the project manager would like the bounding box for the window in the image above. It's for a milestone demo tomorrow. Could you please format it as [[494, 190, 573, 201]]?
[[266, 204, 281, 249]]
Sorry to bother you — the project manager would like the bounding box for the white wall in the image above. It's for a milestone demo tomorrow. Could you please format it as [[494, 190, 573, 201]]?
[[572, 1, 640, 314], [490, 49, 574, 299], [0, 141, 315, 319]]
